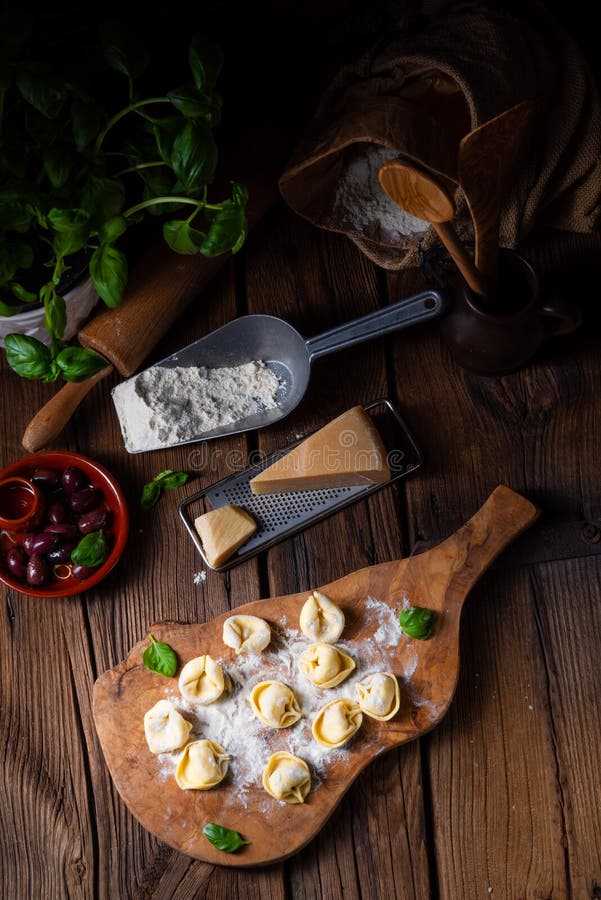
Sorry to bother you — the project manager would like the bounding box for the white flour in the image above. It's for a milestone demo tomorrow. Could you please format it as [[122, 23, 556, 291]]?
[[112, 360, 281, 452], [333, 145, 429, 246], [154, 596, 428, 809]]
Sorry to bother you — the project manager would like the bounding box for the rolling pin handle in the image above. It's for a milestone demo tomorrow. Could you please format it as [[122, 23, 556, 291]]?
[[21, 366, 113, 452]]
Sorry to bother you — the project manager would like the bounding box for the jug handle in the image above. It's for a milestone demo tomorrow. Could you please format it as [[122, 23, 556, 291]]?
[[541, 294, 582, 337]]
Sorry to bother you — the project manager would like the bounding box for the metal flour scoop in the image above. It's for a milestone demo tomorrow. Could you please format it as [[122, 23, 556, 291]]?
[[113, 289, 444, 452]]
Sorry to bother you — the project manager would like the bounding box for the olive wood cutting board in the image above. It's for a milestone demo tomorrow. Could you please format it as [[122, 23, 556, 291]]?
[[93, 485, 538, 867]]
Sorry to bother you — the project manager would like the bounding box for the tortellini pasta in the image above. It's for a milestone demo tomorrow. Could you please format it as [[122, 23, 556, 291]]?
[[299, 591, 345, 643], [250, 681, 302, 729], [175, 739, 230, 790], [262, 751, 311, 804], [143, 699, 192, 754], [356, 672, 400, 721], [312, 698, 363, 748], [299, 643, 355, 688], [223, 614, 271, 654], [178, 654, 226, 705]]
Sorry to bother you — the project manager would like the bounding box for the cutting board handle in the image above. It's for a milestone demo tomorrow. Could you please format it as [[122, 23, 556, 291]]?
[[430, 485, 539, 596]]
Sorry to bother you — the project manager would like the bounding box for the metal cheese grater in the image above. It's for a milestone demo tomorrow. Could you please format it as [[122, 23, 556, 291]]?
[[179, 399, 422, 572]]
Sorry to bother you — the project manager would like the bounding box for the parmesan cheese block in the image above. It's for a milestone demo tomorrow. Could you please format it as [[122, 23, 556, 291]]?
[[250, 406, 390, 495], [194, 504, 257, 567]]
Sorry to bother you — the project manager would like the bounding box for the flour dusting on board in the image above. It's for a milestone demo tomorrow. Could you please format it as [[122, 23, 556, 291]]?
[[153, 596, 429, 809]]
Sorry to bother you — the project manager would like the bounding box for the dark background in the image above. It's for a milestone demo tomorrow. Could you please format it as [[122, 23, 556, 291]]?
[[9, 0, 600, 147]]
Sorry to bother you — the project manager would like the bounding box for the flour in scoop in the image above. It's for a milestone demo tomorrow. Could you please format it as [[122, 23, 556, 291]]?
[[112, 360, 281, 452]]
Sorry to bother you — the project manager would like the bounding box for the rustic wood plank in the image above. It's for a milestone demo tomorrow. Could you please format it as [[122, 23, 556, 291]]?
[[0, 363, 97, 898], [530, 556, 601, 899], [387, 258, 601, 898], [245, 212, 433, 898], [427, 567, 569, 898], [0, 595, 97, 899]]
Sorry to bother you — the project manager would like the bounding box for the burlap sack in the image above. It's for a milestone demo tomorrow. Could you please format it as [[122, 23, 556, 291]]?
[[279, 1, 601, 270]]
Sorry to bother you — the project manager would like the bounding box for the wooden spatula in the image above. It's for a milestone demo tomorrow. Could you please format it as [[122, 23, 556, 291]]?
[[379, 159, 491, 299], [458, 101, 534, 282], [93, 485, 538, 867]]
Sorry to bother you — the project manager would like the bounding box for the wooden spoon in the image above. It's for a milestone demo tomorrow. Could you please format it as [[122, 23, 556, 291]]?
[[458, 100, 534, 282], [379, 159, 491, 299], [93, 485, 538, 867]]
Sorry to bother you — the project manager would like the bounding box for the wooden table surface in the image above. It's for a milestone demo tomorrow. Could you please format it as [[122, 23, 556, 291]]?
[[1, 207, 600, 899]]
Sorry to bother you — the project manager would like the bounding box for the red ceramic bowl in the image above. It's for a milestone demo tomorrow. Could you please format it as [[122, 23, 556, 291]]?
[[0, 451, 128, 598]]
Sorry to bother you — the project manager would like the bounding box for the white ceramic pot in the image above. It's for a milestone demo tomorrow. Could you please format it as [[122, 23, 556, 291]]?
[[0, 278, 99, 347]]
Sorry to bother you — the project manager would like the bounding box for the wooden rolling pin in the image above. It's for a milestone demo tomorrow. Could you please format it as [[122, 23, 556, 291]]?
[[22, 130, 285, 452]]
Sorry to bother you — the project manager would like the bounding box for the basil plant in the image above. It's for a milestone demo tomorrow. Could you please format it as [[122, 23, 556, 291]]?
[[0, 18, 247, 383]]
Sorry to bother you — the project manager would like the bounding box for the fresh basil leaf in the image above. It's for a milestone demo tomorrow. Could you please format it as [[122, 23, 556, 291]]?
[[16, 62, 65, 119], [171, 120, 218, 193], [157, 471, 189, 490], [42, 360, 61, 383], [48, 209, 90, 257], [30, 205, 48, 229], [99, 215, 128, 244], [48, 207, 90, 233], [99, 21, 149, 80], [140, 481, 161, 510], [162, 219, 204, 254], [4, 333, 52, 380], [71, 530, 107, 568], [188, 36, 223, 91], [202, 90, 222, 127], [201, 203, 247, 257], [43, 289, 67, 340], [153, 117, 184, 166], [43, 146, 72, 189], [71, 98, 102, 151], [53, 230, 88, 258], [141, 469, 189, 509], [142, 634, 178, 677], [90, 244, 128, 308], [80, 176, 125, 227], [399, 606, 435, 640], [56, 347, 107, 382], [231, 181, 249, 207], [167, 85, 212, 119], [203, 823, 250, 853], [151, 469, 178, 483], [9, 283, 38, 303]]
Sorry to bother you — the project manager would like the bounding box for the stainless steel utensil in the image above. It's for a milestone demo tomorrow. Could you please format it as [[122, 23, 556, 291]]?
[[113, 290, 444, 451], [179, 399, 421, 571]]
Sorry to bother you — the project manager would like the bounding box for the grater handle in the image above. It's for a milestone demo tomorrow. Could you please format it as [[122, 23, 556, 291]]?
[[305, 291, 446, 362]]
